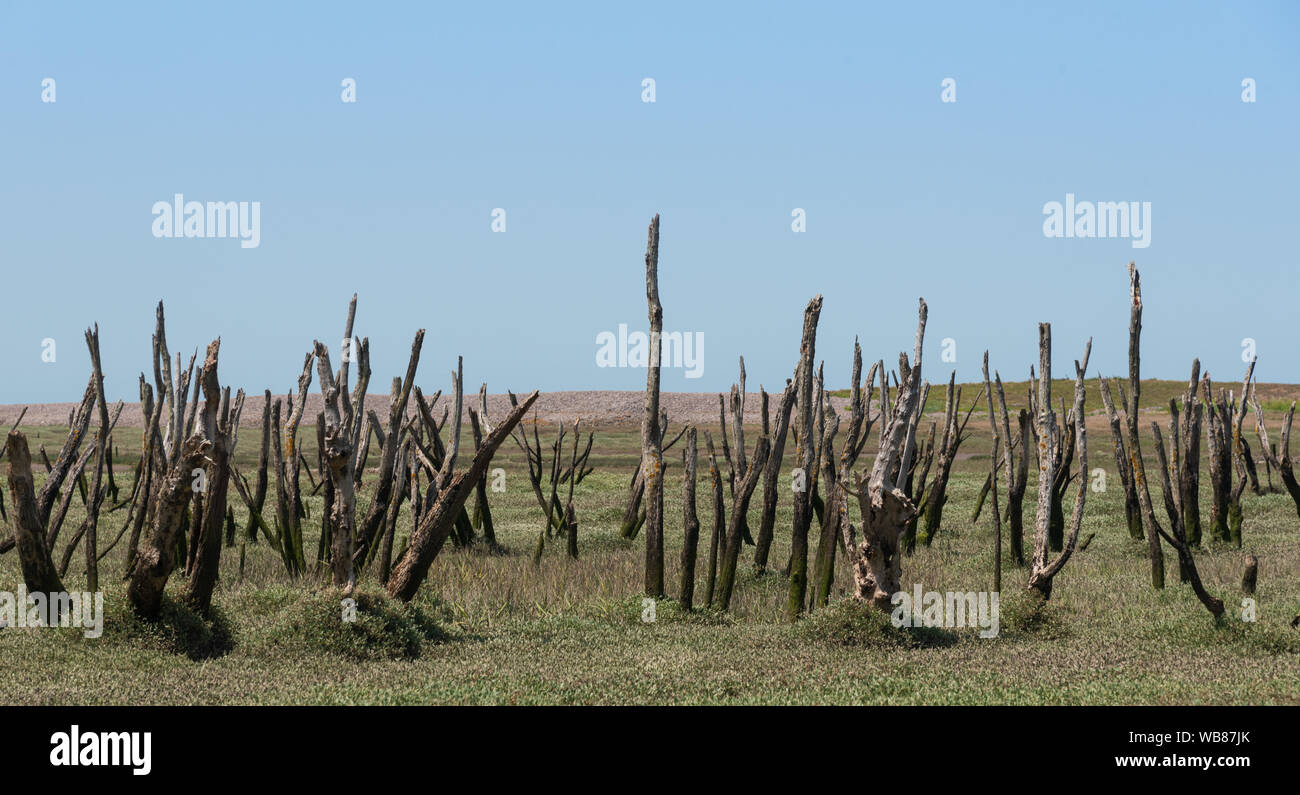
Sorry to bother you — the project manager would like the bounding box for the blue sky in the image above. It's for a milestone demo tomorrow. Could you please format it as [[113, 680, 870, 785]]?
[[2, 1, 1296, 403]]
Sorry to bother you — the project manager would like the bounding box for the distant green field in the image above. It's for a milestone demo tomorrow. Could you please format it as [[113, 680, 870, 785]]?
[[4, 391, 1300, 705]]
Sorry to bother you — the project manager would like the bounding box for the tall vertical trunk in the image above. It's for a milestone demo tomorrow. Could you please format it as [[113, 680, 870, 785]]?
[[640, 214, 666, 599], [703, 433, 725, 607], [1123, 264, 1165, 589], [785, 295, 823, 621], [186, 340, 244, 615], [678, 427, 700, 610]]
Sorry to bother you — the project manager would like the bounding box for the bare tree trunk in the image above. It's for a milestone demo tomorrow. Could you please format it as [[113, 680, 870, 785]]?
[[841, 299, 928, 611], [982, 351, 1003, 593], [1204, 378, 1235, 546], [1241, 553, 1258, 595], [679, 427, 700, 610], [314, 339, 360, 591], [703, 432, 724, 607], [5, 432, 67, 595], [1253, 394, 1300, 520], [994, 374, 1029, 566], [640, 214, 666, 599], [186, 341, 244, 614], [715, 437, 770, 611], [1149, 423, 1225, 618], [786, 294, 823, 620], [1026, 326, 1091, 601], [242, 390, 272, 543], [468, 409, 500, 551], [810, 401, 840, 609], [1123, 264, 1165, 589], [1177, 362, 1204, 546], [355, 331, 424, 566], [753, 381, 795, 574], [128, 436, 209, 619]]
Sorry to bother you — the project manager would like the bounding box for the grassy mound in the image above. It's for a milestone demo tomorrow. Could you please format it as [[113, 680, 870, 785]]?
[[110, 596, 235, 660], [259, 590, 447, 661], [796, 598, 957, 649]]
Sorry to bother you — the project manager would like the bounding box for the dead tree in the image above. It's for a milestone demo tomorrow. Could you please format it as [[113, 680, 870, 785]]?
[[268, 354, 314, 575], [786, 294, 823, 620], [185, 340, 244, 614], [5, 431, 67, 595], [530, 419, 592, 562], [1122, 264, 1165, 589], [640, 214, 666, 599], [703, 432, 725, 607], [838, 298, 928, 611], [1173, 361, 1205, 546], [678, 427, 700, 610], [811, 342, 879, 608], [717, 359, 757, 547], [900, 381, 935, 556], [1252, 389, 1300, 520], [128, 433, 210, 619], [353, 330, 424, 567], [1204, 371, 1249, 547], [808, 391, 839, 611], [982, 352, 1003, 592], [917, 373, 982, 547], [80, 325, 113, 592], [1149, 422, 1226, 619], [385, 390, 539, 602], [714, 436, 770, 611], [314, 340, 361, 590], [1233, 361, 1263, 498], [377, 436, 413, 583], [752, 379, 795, 574], [241, 391, 272, 544], [468, 406, 500, 552], [1046, 390, 1078, 553], [1241, 553, 1258, 595], [1025, 325, 1091, 601], [508, 408, 592, 562], [995, 372, 1031, 565]]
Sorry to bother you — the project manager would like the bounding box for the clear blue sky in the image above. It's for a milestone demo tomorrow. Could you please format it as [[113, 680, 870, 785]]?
[[2, 1, 1296, 403]]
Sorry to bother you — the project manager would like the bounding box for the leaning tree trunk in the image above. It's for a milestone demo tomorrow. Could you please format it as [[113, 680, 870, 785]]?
[[386, 391, 539, 602]]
